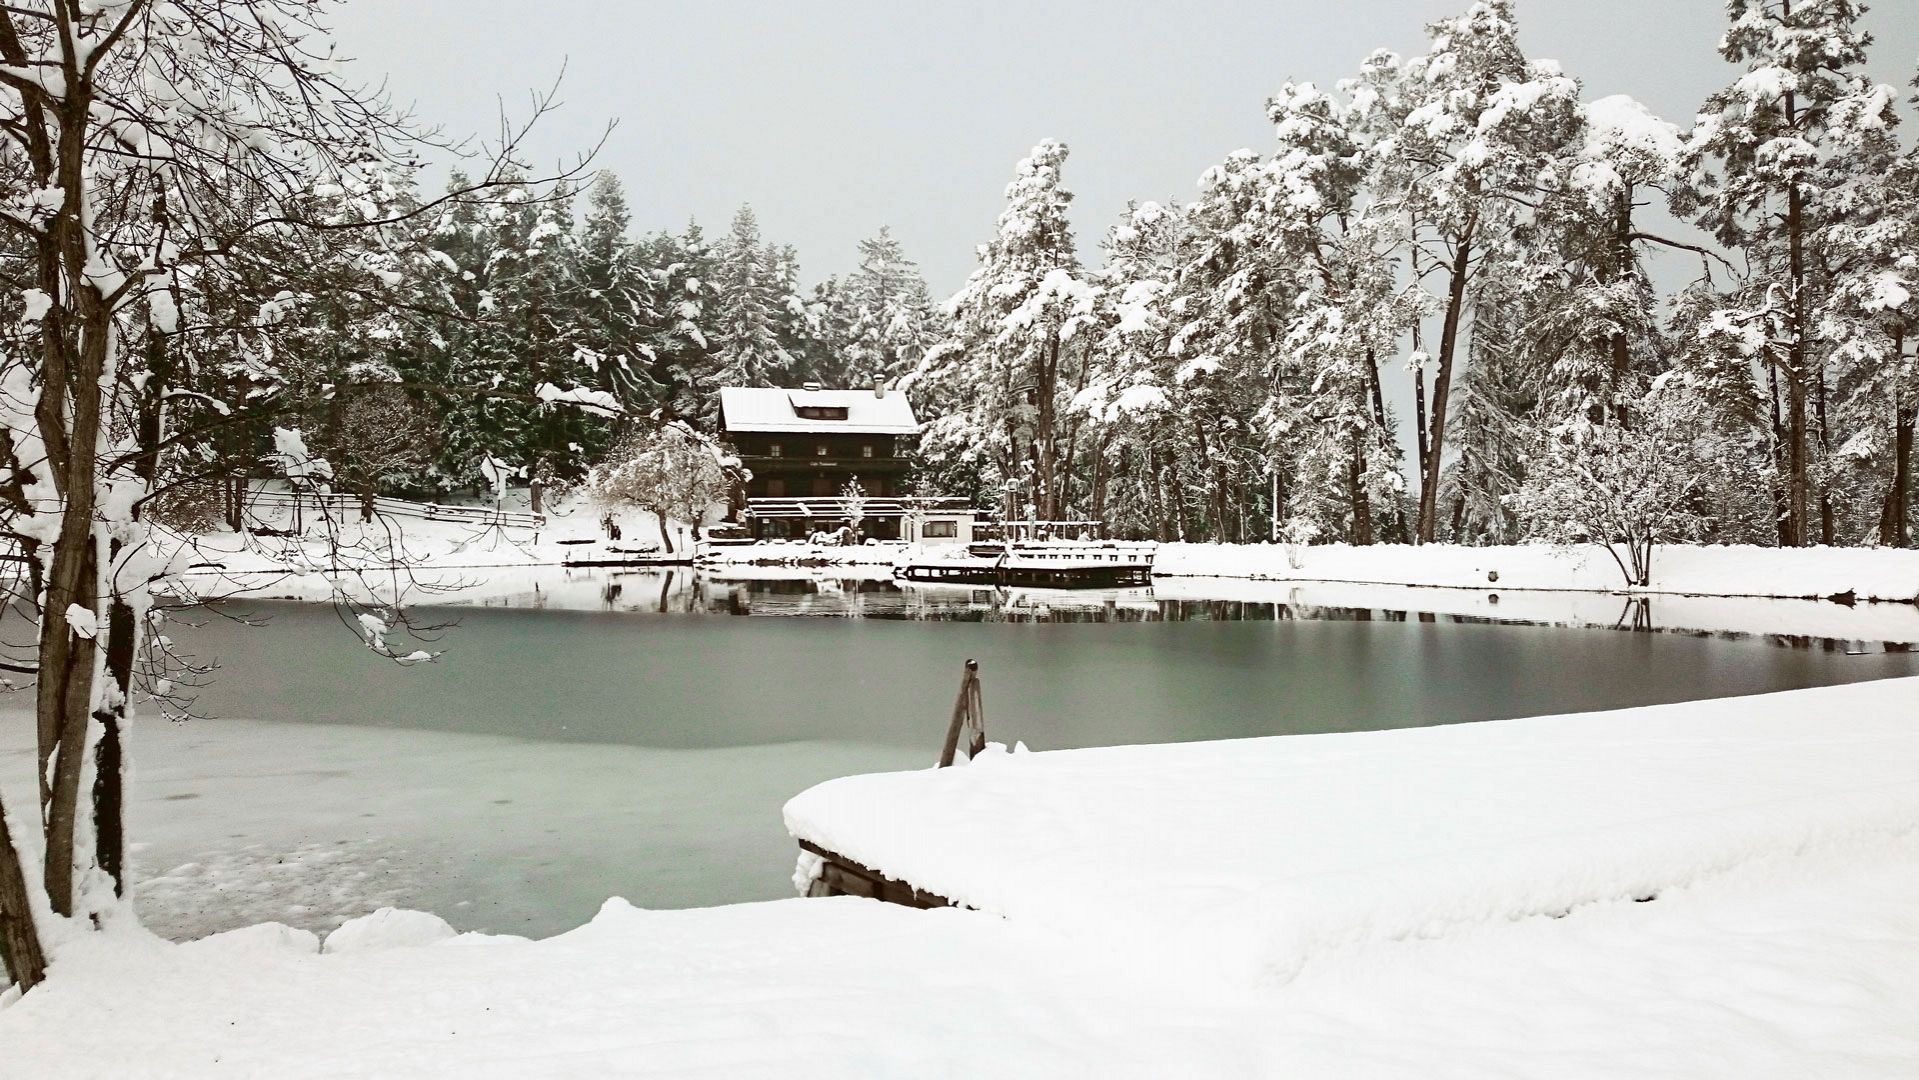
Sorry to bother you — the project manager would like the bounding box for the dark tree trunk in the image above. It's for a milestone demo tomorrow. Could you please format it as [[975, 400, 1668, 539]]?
[[1349, 433, 1374, 546], [1782, 108, 1810, 547], [94, 596, 136, 898], [40, 533, 100, 918], [1417, 224, 1473, 543], [0, 788, 47, 991], [1768, 360, 1791, 547], [1882, 349, 1913, 548], [1815, 363, 1834, 546], [1165, 445, 1189, 542]]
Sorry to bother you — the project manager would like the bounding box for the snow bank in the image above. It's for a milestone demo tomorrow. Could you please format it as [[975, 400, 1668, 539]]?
[[10, 837, 1919, 1078], [2, 897, 1272, 1079], [1155, 542, 1919, 601], [786, 676, 1919, 986], [188, 922, 321, 957], [322, 908, 457, 954]]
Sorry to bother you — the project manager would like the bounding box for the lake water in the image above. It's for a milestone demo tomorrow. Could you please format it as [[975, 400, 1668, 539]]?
[[129, 567, 1919, 939]]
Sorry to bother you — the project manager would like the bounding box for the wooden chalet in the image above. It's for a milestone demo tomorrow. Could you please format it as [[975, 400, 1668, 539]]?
[[718, 381, 922, 540]]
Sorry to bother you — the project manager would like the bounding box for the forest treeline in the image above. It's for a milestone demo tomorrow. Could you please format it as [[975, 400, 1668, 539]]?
[[209, 180, 942, 500], [910, 0, 1919, 550]]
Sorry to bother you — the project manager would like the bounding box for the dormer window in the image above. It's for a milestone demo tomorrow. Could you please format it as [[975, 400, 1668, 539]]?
[[795, 405, 849, 421]]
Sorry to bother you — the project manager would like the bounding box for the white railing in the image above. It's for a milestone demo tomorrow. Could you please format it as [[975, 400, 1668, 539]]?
[[744, 496, 972, 520]]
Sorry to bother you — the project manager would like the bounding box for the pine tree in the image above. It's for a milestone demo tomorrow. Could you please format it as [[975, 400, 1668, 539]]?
[[1370, 0, 1583, 541], [1678, 0, 1901, 544], [843, 227, 939, 386], [1263, 81, 1410, 545], [708, 205, 796, 394], [918, 141, 1092, 522], [1075, 201, 1191, 539], [573, 172, 664, 426]]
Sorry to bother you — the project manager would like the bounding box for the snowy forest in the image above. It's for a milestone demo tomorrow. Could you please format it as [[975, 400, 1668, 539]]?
[[86, 171, 943, 502], [911, 0, 1919, 551]]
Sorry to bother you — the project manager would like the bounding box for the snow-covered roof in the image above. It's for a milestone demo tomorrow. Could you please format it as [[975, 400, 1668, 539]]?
[[718, 386, 920, 435]]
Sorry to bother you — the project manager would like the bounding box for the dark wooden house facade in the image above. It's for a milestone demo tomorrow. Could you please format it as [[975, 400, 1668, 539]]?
[[718, 383, 920, 539]]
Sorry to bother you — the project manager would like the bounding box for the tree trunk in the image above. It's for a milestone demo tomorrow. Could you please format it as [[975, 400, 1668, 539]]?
[[1164, 445, 1189, 542], [1782, 107, 1810, 548], [95, 596, 135, 898], [1416, 225, 1474, 543], [1089, 434, 1109, 530], [40, 533, 100, 917], [1815, 362, 1834, 546], [0, 787, 47, 991], [1035, 336, 1061, 522], [1605, 186, 1637, 429], [655, 509, 673, 554], [1767, 360, 1791, 546], [1882, 355, 1913, 548], [1349, 432, 1374, 545]]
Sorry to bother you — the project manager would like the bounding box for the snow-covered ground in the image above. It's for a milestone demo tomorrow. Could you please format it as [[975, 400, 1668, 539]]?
[[9, 681, 1919, 1077], [788, 677, 1919, 986], [1156, 541, 1919, 602], [157, 490, 696, 607]]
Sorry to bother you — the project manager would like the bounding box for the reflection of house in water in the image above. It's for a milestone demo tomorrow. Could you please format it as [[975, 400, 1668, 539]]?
[[719, 380, 925, 540]]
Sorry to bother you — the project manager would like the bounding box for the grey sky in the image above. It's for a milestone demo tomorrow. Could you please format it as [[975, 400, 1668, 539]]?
[[327, 1, 1919, 296]]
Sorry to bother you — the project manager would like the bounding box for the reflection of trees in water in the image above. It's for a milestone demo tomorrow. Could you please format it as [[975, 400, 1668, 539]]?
[[568, 571, 1916, 649]]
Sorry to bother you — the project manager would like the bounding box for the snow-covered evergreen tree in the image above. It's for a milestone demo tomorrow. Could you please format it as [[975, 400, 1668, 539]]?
[[707, 205, 797, 397], [1262, 82, 1410, 545], [843, 228, 939, 386], [1073, 201, 1191, 539], [916, 141, 1093, 521], [1677, 0, 1901, 545], [1371, 0, 1583, 541]]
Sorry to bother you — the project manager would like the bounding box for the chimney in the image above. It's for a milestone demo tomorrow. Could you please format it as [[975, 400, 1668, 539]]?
[[873, 373, 886, 399]]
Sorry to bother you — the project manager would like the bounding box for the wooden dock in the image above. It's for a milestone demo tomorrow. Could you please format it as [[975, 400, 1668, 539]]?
[[797, 659, 985, 910], [895, 542, 1154, 589]]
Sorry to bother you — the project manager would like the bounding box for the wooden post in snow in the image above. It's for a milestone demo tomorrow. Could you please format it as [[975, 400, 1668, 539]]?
[[938, 659, 985, 767]]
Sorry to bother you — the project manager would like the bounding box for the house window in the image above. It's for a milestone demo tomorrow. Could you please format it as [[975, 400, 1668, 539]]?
[[862, 444, 874, 458], [768, 443, 782, 457], [924, 520, 958, 538], [816, 444, 829, 457]]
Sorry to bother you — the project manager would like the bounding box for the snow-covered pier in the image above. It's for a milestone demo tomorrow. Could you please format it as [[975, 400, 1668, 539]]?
[[785, 677, 1919, 984]]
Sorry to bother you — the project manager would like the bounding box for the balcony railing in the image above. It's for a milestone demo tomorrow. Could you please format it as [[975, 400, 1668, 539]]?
[[743, 496, 971, 520]]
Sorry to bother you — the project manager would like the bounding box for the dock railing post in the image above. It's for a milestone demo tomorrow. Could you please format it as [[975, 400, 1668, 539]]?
[[938, 659, 985, 767]]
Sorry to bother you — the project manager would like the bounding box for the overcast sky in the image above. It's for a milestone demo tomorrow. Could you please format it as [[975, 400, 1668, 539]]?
[[325, 1, 1919, 296]]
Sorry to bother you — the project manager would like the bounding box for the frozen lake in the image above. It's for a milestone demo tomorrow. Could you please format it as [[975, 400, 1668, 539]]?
[[97, 567, 1919, 939]]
